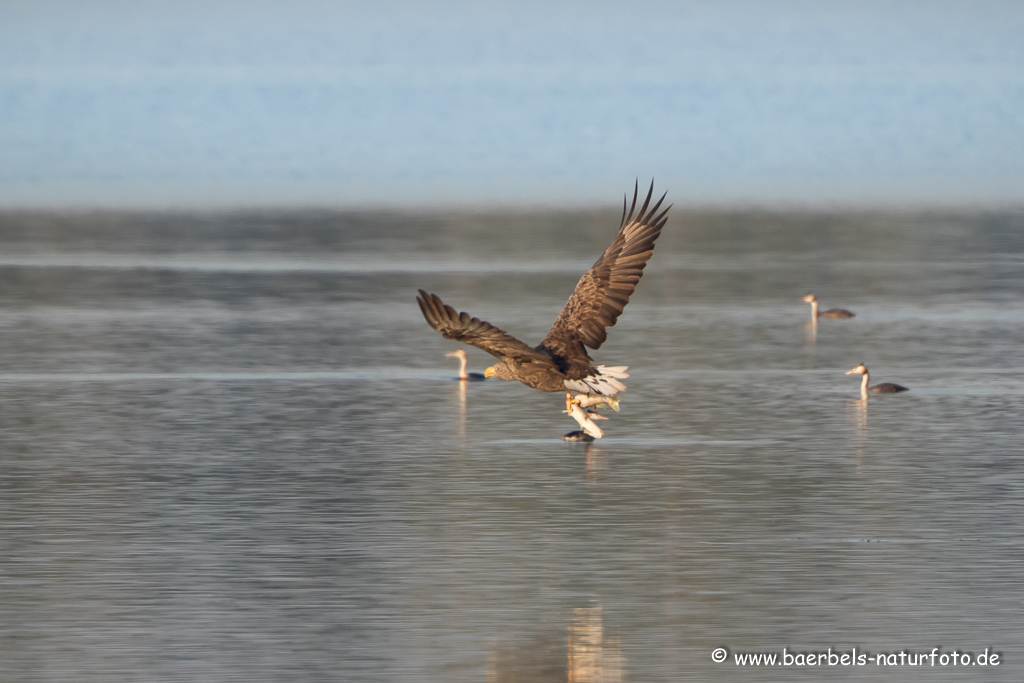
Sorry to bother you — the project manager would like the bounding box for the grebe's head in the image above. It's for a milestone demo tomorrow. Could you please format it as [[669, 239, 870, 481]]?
[[845, 363, 868, 376], [444, 349, 467, 360], [802, 293, 818, 303]]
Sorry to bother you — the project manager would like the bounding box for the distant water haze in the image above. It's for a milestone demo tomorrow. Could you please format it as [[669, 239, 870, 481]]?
[[2, 0, 1024, 208]]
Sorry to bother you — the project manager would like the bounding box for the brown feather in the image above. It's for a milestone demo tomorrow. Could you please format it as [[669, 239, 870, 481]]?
[[415, 290, 550, 363], [414, 181, 669, 398], [540, 180, 670, 367]]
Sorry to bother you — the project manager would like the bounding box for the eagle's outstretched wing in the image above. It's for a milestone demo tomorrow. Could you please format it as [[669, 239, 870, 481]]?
[[540, 181, 670, 365], [416, 290, 551, 363]]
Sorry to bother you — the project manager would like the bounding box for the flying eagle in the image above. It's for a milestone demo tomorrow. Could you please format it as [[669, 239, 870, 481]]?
[[416, 181, 669, 438]]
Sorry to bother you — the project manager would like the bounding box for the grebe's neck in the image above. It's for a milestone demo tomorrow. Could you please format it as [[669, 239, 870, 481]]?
[[457, 354, 468, 379], [860, 371, 869, 400], [810, 300, 819, 319]]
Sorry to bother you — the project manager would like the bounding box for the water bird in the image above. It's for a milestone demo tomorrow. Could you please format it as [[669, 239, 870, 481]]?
[[417, 181, 669, 439], [445, 349, 487, 381], [803, 293, 854, 319], [562, 430, 595, 442], [846, 363, 909, 399]]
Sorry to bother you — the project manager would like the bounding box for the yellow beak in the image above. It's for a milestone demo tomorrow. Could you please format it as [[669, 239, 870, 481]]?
[[484, 367, 495, 378]]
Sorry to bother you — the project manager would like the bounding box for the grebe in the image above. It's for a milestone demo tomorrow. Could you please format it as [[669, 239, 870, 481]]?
[[417, 181, 669, 440], [846, 363, 908, 399], [803, 293, 854, 319], [562, 430, 595, 442], [445, 349, 486, 381]]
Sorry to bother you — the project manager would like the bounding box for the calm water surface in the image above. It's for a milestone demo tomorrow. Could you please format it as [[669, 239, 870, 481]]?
[[1, 209, 1023, 681]]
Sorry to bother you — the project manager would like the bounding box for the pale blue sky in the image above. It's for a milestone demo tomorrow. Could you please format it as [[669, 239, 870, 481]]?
[[2, 0, 1023, 208]]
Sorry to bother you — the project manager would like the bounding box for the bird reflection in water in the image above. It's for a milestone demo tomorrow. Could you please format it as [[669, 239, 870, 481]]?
[[804, 319, 817, 345], [485, 603, 624, 683], [444, 349, 490, 440], [567, 604, 625, 682], [452, 377, 467, 440], [846, 395, 868, 432], [583, 442, 609, 484], [846, 396, 868, 472]]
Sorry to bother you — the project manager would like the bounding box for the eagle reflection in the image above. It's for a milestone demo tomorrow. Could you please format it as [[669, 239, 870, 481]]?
[[486, 604, 624, 682]]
